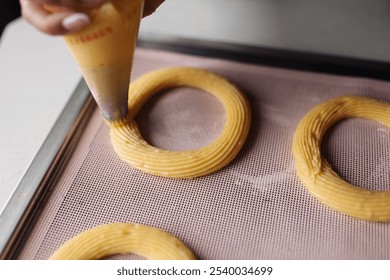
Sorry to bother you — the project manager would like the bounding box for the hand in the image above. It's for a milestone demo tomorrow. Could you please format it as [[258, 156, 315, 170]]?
[[20, 0, 165, 35]]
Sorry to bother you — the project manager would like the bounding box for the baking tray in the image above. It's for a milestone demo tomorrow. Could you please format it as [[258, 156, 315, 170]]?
[[1, 38, 390, 260]]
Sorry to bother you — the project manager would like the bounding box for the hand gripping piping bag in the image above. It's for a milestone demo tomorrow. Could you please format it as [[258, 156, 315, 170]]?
[[49, 0, 145, 121]]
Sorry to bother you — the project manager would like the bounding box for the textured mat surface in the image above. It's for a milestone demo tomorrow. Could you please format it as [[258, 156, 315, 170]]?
[[19, 48, 390, 259]]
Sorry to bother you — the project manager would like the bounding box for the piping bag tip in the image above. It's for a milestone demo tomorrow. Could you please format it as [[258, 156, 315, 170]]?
[[61, 0, 145, 122]]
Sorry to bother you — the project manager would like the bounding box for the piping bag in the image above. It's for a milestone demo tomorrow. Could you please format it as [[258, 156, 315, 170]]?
[[48, 0, 145, 122]]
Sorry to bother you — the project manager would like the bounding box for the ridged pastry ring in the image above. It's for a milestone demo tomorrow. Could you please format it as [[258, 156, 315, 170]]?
[[292, 96, 390, 222], [109, 67, 251, 178], [49, 223, 196, 260]]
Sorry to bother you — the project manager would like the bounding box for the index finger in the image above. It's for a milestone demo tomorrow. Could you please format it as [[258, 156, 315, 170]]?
[[20, 0, 90, 35]]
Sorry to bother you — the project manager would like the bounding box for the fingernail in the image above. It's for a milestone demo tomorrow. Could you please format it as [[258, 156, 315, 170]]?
[[62, 13, 90, 32]]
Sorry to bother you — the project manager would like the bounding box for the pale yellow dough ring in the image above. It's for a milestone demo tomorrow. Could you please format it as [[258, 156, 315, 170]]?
[[293, 96, 390, 222], [109, 67, 251, 178], [49, 223, 196, 260]]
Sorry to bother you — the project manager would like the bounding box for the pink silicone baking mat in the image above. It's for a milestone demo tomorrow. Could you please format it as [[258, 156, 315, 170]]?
[[18, 48, 390, 260]]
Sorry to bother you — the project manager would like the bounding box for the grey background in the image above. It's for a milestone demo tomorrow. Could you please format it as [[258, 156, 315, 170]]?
[[140, 0, 390, 61]]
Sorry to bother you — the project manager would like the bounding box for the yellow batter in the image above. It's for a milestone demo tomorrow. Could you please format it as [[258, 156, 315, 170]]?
[[49, 223, 196, 260], [109, 67, 251, 178], [292, 96, 390, 222]]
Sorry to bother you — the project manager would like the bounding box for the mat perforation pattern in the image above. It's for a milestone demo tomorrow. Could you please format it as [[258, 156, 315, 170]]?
[[19, 48, 390, 260]]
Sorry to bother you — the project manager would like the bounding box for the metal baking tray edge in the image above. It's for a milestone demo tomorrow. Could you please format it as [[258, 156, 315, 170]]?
[[0, 79, 95, 259], [2, 36, 390, 259]]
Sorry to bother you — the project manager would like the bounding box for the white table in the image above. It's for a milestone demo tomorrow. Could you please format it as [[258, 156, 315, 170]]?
[[0, 20, 81, 213]]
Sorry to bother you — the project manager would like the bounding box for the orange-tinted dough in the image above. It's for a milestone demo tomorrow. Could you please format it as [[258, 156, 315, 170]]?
[[109, 67, 251, 178], [49, 223, 196, 260], [293, 96, 390, 221]]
